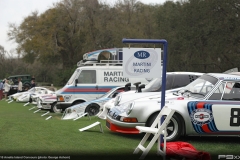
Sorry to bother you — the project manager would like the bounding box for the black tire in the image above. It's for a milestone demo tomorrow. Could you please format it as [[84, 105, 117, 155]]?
[[29, 97, 33, 103], [85, 103, 100, 116], [146, 113, 183, 142], [50, 102, 62, 113]]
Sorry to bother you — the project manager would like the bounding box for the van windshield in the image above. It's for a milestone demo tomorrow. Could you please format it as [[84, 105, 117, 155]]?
[[67, 69, 80, 85]]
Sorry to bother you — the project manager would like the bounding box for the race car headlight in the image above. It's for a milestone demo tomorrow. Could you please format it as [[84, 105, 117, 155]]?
[[115, 102, 130, 112], [126, 102, 135, 115], [66, 108, 72, 113], [57, 96, 65, 102]]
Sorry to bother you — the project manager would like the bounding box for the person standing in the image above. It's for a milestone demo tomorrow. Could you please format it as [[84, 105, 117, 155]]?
[[31, 76, 35, 81], [18, 78, 23, 92], [0, 80, 4, 100], [49, 84, 55, 91], [31, 80, 36, 88], [4, 79, 10, 99]]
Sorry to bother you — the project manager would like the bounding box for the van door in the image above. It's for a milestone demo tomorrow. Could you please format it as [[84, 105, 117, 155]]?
[[97, 69, 127, 98], [76, 69, 99, 101]]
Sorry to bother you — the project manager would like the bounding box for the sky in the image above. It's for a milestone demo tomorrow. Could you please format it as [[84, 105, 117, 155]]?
[[0, 0, 169, 55]]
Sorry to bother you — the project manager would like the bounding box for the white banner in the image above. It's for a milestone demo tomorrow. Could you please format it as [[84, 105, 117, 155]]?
[[123, 48, 162, 78]]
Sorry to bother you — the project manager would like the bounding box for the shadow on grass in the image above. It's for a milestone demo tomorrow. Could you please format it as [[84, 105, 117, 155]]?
[[107, 131, 144, 140], [109, 131, 240, 144]]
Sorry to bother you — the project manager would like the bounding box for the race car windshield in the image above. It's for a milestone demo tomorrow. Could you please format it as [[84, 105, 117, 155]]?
[[98, 88, 116, 98], [28, 87, 35, 92], [182, 74, 218, 98], [142, 78, 162, 92]]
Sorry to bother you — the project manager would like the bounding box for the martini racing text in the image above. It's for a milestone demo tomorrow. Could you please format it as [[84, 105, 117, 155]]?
[[133, 62, 151, 73], [104, 71, 129, 82]]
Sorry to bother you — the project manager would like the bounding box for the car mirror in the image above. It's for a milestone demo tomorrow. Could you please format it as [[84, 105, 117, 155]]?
[[134, 82, 141, 91], [75, 79, 78, 87], [124, 83, 131, 91], [112, 92, 119, 98], [138, 84, 145, 93]]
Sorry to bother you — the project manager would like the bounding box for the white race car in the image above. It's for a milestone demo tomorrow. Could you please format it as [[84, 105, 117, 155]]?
[[61, 86, 127, 120], [103, 72, 203, 115], [35, 93, 60, 113], [16, 87, 54, 102], [106, 73, 240, 141]]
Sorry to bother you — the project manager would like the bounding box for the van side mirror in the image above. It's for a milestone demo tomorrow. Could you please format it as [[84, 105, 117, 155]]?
[[124, 83, 131, 91], [75, 79, 78, 87], [138, 84, 145, 93], [133, 82, 141, 91]]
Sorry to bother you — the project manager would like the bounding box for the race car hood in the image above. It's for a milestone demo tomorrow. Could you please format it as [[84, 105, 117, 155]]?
[[116, 87, 182, 106], [109, 91, 186, 116], [39, 94, 57, 102]]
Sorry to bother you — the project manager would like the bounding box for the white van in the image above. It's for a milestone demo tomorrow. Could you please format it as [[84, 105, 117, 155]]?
[[56, 61, 152, 111]]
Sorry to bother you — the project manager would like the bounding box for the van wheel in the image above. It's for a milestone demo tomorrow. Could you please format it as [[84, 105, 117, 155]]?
[[85, 104, 100, 116], [146, 113, 183, 142], [50, 102, 62, 113]]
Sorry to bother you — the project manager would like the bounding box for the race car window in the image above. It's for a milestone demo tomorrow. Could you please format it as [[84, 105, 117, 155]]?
[[184, 74, 218, 98], [153, 74, 174, 92], [208, 82, 226, 100], [77, 70, 96, 84], [166, 74, 174, 90], [172, 74, 198, 89], [222, 82, 240, 101]]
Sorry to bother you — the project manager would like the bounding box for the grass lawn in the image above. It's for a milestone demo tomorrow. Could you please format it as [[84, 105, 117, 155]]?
[[0, 100, 240, 160]]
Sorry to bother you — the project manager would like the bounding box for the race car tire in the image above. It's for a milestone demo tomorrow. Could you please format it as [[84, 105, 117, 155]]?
[[85, 103, 100, 116], [146, 113, 183, 142], [50, 102, 62, 113]]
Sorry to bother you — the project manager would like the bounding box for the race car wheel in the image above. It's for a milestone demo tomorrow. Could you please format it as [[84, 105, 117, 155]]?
[[85, 104, 100, 116], [166, 114, 183, 141], [50, 102, 62, 113], [146, 113, 183, 142]]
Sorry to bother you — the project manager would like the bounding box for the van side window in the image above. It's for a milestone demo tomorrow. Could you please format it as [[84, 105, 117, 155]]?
[[78, 70, 96, 84]]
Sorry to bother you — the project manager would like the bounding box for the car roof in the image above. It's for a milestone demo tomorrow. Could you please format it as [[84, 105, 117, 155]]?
[[228, 72, 240, 76], [8, 75, 31, 78], [207, 73, 240, 80], [166, 72, 203, 76]]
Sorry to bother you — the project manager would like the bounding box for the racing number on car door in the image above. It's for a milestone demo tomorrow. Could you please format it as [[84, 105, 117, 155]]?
[[230, 108, 240, 126], [211, 105, 240, 131]]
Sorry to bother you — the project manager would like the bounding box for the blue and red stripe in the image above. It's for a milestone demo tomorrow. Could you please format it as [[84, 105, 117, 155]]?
[[187, 101, 218, 134], [59, 86, 118, 94]]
